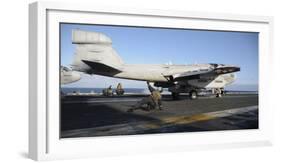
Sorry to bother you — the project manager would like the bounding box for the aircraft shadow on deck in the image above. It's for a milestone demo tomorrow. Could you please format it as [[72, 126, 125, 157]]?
[[60, 103, 161, 131]]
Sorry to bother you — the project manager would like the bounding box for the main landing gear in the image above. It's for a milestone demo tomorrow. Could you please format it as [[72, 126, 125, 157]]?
[[172, 92, 179, 100], [189, 90, 198, 100], [214, 88, 223, 98], [171, 90, 198, 100]]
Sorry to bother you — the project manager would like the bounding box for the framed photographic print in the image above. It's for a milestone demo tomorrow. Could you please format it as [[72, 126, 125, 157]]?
[[29, 1, 274, 161]]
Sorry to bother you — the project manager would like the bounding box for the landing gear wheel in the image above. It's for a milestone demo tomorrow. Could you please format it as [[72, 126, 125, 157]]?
[[127, 108, 134, 112], [189, 90, 198, 100], [172, 92, 179, 100], [216, 93, 222, 98], [215, 88, 222, 98]]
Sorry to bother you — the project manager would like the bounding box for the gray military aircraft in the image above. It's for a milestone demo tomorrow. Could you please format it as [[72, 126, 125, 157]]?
[[70, 30, 240, 99]]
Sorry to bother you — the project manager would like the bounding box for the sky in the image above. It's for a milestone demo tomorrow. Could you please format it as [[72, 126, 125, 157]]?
[[60, 23, 259, 91]]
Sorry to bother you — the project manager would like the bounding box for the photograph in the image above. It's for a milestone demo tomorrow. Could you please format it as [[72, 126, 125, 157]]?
[[60, 23, 259, 138]]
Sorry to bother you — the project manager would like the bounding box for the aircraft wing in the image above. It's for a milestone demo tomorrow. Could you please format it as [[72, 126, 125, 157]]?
[[167, 65, 240, 81]]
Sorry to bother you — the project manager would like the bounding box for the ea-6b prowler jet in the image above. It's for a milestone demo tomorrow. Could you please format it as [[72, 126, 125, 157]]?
[[71, 30, 240, 99]]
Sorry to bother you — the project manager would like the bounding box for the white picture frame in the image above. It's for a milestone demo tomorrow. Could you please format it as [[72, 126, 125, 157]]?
[[29, 1, 274, 161]]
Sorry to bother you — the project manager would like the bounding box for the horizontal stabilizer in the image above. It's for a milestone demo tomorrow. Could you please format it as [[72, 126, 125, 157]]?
[[82, 60, 122, 75]]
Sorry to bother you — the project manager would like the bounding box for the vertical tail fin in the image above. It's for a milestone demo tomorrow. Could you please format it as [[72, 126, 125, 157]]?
[[71, 30, 124, 72]]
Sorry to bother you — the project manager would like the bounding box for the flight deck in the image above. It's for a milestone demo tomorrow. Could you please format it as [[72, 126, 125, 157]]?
[[60, 94, 258, 138]]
